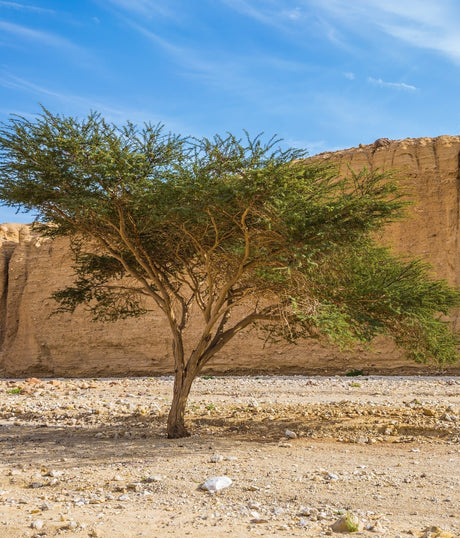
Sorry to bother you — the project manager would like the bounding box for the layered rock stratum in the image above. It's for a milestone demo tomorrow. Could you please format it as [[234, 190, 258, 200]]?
[[1, 136, 460, 377]]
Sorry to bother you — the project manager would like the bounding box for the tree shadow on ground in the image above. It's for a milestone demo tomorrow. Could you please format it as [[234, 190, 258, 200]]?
[[0, 406, 454, 469], [193, 414, 456, 443], [0, 421, 220, 469]]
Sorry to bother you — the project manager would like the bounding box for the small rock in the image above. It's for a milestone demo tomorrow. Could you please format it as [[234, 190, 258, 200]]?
[[26, 378, 41, 385], [285, 429, 297, 439], [142, 475, 162, 483], [420, 526, 455, 538], [251, 517, 269, 524], [298, 506, 316, 517], [210, 454, 224, 463], [331, 512, 362, 533], [299, 518, 310, 528], [46, 470, 63, 478], [60, 520, 78, 531], [367, 520, 386, 533], [30, 520, 44, 531], [250, 510, 269, 524], [422, 408, 436, 417], [373, 138, 391, 149], [200, 476, 232, 493], [48, 379, 61, 387], [29, 482, 44, 489]]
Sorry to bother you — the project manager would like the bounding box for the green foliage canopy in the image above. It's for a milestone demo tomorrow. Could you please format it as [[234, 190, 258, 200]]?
[[0, 109, 458, 369]]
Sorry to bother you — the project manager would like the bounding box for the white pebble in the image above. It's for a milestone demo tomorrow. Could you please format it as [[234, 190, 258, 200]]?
[[201, 476, 232, 493]]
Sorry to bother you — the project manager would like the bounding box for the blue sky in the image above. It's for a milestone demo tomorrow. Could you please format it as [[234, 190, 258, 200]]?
[[1, 0, 460, 223]]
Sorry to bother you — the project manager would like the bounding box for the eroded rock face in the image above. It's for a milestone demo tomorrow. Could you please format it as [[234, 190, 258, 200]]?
[[315, 135, 460, 293], [1, 135, 460, 377]]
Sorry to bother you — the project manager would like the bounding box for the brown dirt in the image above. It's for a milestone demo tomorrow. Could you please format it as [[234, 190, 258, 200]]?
[[0, 375, 459, 537]]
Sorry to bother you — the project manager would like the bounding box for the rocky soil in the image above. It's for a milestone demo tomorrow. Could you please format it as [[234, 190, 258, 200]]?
[[0, 375, 459, 537]]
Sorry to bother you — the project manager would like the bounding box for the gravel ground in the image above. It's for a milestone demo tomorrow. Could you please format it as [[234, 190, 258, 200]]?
[[0, 375, 459, 537]]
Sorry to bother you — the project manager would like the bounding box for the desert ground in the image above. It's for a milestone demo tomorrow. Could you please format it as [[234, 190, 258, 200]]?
[[0, 375, 458, 537]]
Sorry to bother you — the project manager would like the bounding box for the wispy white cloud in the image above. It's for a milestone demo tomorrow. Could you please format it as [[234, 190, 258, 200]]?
[[126, 21, 184, 56], [102, 2, 223, 78], [219, 0, 309, 31], [218, 1, 460, 63], [0, 71, 190, 132], [284, 136, 328, 154], [217, 1, 352, 50], [308, 0, 460, 63], [125, 23, 246, 95], [382, 23, 460, 63], [102, 0, 175, 19], [0, 72, 64, 97], [0, 20, 82, 53], [125, 18, 310, 91], [0, 106, 35, 118], [368, 77, 416, 91], [344, 72, 355, 80], [100, 0, 314, 100], [0, 72, 134, 118], [0, 1, 55, 14]]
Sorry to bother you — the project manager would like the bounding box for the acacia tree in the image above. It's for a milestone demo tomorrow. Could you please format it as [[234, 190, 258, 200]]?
[[0, 110, 458, 438]]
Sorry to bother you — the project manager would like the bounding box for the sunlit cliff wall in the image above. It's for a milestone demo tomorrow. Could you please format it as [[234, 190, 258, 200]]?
[[1, 135, 459, 376]]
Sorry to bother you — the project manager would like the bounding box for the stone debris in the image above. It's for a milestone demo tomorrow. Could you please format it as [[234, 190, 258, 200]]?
[[30, 519, 44, 530], [331, 512, 362, 533], [0, 376, 458, 536], [250, 510, 269, 524], [421, 527, 456, 538], [366, 520, 386, 533], [200, 476, 232, 493], [142, 475, 163, 483], [298, 506, 317, 517], [285, 429, 297, 439]]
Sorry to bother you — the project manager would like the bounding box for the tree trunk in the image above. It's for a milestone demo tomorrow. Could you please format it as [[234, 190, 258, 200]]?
[[167, 367, 196, 438]]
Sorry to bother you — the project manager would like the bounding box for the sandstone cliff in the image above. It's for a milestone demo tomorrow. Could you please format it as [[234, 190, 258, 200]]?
[[1, 136, 459, 377], [316, 136, 460, 293]]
